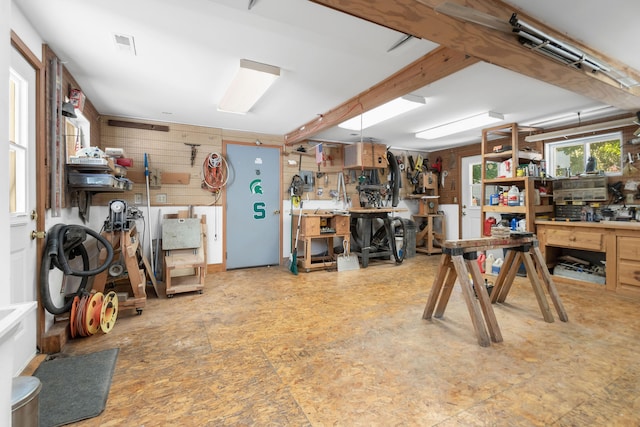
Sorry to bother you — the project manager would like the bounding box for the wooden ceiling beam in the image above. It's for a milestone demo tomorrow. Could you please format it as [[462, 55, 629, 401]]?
[[285, 46, 478, 145], [308, 0, 640, 110]]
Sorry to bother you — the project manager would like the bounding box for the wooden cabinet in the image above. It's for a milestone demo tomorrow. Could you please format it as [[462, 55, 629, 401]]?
[[293, 211, 350, 272], [544, 228, 604, 251], [537, 220, 640, 298], [343, 142, 387, 169], [481, 123, 553, 233], [617, 236, 640, 297]]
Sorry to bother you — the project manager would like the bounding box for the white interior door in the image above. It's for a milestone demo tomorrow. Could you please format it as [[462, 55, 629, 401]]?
[[9, 46, 38, 373], [461, 155, 482, 239]]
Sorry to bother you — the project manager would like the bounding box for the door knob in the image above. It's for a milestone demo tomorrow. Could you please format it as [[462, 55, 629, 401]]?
[[31, 230, 46, 240]]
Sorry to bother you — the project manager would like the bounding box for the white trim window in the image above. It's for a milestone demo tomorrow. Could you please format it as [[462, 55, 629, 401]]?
[[9, 68, 28, 216], [545, 132, 623, 177]]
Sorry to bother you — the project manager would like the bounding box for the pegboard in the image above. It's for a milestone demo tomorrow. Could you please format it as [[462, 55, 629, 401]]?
[[95, 116, 283, 207]]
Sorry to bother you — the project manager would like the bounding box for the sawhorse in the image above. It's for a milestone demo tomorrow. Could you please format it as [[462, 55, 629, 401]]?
[[422, 235, 567, 347]]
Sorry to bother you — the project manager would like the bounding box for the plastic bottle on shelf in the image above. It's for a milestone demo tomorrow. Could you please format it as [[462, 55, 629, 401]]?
[[487, 253, 495, 267], [507, 185, 520, 206], [519, 189, 525, 206]]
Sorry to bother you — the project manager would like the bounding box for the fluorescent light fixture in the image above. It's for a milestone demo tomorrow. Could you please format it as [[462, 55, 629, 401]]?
[[416, 111, 504, 139], [524, 117, 636, 142], [338, 94, 426, 131], [218, 59, 280, 114], [510, 14, 639, 88]]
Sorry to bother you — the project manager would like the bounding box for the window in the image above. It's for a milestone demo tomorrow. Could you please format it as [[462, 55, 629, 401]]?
[[470, 162, 482, 205], [9, 68, 27, 215], [545, 132, 622, 177]]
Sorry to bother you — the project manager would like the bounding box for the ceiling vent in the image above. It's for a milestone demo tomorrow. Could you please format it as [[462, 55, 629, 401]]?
[[113, 33, 136, 55]]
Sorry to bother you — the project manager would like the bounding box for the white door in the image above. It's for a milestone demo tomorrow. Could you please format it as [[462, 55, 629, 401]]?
[[461, 155, 482, 239], [9, 46, 38, 373]]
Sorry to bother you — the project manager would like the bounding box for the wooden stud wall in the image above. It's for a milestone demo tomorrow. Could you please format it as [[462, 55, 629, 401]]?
[[44, 45, 101, 208]]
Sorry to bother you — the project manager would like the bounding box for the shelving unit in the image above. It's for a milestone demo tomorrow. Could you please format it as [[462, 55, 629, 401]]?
[[481, 123, 554, 233], [408, 171, 445, 255]]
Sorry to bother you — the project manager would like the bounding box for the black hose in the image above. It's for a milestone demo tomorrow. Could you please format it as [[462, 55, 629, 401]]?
[[387, 150, 400, 207], [40, 224, 113, 315]]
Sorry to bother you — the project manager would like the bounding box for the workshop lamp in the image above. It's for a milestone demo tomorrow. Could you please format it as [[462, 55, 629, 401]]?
[[218, 59, 280, 114], [416, 111, 504, 140], [338, 94, 426, 131]]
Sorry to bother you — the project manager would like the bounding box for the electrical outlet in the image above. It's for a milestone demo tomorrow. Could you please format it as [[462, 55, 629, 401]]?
[[134, 193, 142, 204], [156, 193, 167, 203]]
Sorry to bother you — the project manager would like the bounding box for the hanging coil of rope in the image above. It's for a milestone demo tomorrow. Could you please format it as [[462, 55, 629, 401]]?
[[201, 152, 229, 194]]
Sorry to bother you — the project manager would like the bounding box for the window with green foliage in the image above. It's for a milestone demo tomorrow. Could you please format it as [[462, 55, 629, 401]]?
[[545, 132, 622, 177]]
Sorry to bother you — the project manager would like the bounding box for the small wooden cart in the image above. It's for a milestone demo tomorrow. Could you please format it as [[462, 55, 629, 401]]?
[[162, 215, 207, 297]]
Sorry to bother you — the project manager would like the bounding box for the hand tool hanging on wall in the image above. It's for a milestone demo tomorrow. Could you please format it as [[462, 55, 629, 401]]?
[[184, 143, 201, 167], [144, 153, 155, 275]]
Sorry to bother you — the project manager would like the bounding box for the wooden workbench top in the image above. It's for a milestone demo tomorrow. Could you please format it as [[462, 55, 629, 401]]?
[[348, 207, 407, 214], [536, 219, 640, 230], [293, 209, 350, 216]]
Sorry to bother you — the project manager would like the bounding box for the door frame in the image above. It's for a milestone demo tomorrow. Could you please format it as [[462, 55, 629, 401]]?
[[222, 140, 283, 270], [11, 31, 46, 350]]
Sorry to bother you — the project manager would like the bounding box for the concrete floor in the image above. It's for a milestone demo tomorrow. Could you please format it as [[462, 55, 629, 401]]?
[[32, 255, 640, 426]]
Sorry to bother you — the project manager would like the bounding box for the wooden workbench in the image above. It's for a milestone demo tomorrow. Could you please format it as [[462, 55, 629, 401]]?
[[292, 210, 350, 272], [422, 235, 568, 347], [536, 220, 640, 298]]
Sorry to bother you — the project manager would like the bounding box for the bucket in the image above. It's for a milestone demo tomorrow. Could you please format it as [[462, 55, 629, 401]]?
[[12, 376, 41, 427]]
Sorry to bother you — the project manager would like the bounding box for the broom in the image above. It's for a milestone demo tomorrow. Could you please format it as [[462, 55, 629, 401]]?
[[286, 194, 294, 270], [290, 201, 303, 275]]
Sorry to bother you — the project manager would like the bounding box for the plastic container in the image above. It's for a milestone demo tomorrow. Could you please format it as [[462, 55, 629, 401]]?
[[484, 217, 496, 236], [68, 172, 118, 188], [491, 257, 503, 275], [12, 376, 41, 427], [507, 185, 520, 206], [519, 190, 525, 206]]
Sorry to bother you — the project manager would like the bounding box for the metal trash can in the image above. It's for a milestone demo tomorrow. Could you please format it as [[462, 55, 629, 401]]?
[[402, 218, 417, 259], [12, 376, 41, 427]]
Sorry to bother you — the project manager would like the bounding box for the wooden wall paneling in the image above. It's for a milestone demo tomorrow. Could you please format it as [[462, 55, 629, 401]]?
[[97, 117, 287, 207]]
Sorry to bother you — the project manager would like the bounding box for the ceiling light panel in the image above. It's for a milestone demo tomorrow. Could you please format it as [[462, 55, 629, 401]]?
[[338, 95, 426, 131], [416, 111, 504, 139], [218, 59, 280, 114]]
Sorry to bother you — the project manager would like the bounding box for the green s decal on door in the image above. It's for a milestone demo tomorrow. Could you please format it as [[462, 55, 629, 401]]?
[[253, 202, 266, 219]]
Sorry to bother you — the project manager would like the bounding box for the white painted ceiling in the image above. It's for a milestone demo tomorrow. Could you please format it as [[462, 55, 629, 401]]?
[[14, 0, 640, 151]]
